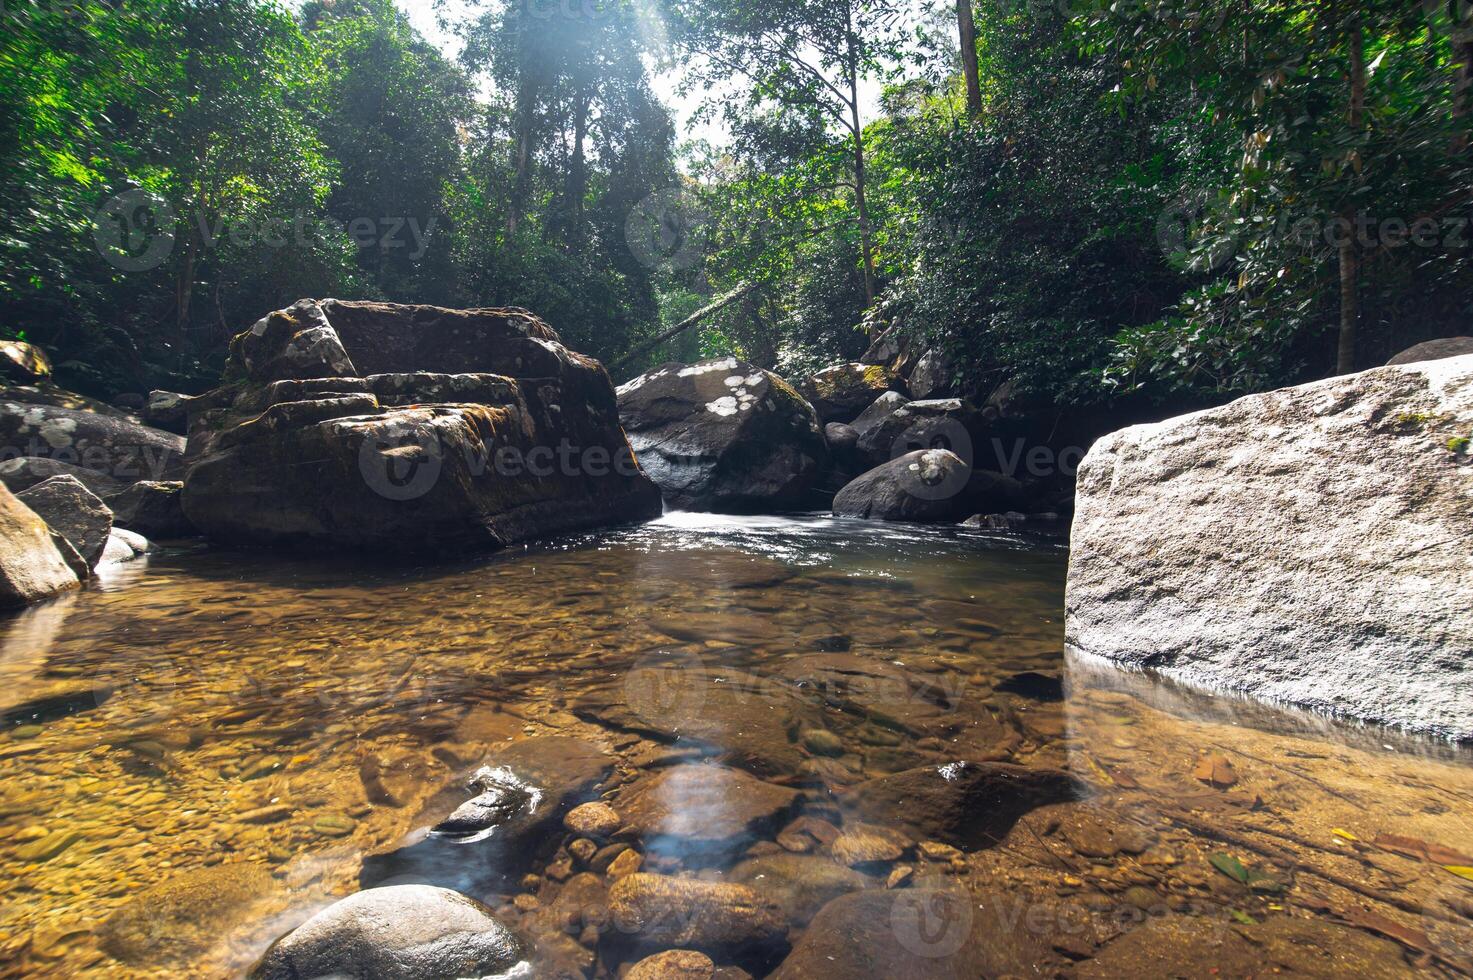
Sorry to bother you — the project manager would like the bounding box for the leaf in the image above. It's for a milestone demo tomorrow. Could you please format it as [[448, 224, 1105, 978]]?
[[1373, 833, 1473, 867], [1443, 866, 1473, 881], [1230, 909, 1258, 925], [1210, 852, 1251, 884], [1193, 753, 1239, 788], [1332, 828, 1358, 842]]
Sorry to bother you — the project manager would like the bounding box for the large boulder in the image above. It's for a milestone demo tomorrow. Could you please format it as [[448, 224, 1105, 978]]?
[[850, 391, 909, 438], [833, 451, 1022, 523], [0, 401, 184, 485], [0, 484, 80, 606], [1387, 336, 1473, 366], [253, 885, 529, 980], [17, 475, 112, 571], [1068, 355, 1473, 740], [143, 390, 189, 434], [181, 300, 662, 554], [834, 450, 971, 522], [617, 357, 827, 511], [798, 363, 901, 424]]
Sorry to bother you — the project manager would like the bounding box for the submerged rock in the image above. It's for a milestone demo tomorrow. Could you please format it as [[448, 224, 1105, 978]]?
[[17, 475, 112, 571], [617, 357, 827, 512], [729, 853, 872, 927], [771, 887, 1059, 979], [626, 949, 716, 980], [607, 873, 785, 952], [252, 885, 528, 980], [1068, 355, 1473, 740], [101, 863, 279, 967], [0, 484, 79, 606], [799, 363, 902, 424], [617, 764, 798, 857], [844, 761, 1076, 850], [182, 299, 661, 554], [361, 736, 612, 892]]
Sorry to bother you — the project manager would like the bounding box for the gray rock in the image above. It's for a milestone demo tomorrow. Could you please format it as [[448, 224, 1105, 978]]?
[[824, 422, 859, 453], [850, 391, 910, 438], [108, 480, 195, 538], [0, 401, 184, 483], [834, 450, 971, 522], [253, 885, 529, 980], [1387, 336, 1473, 366], [907, 348, 953, 400], [1068, 355, 1473, 740], [618, 358, 827, 512], [17, 475, 112, 570], [853, 397, 975, 468], [0, 456, 125, 497], [0, 484, 79, 606], [100, 527, 152, 566]]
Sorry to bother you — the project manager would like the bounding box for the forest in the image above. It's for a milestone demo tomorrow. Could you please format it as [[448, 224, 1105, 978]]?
[[3, 0, 1472, 411]]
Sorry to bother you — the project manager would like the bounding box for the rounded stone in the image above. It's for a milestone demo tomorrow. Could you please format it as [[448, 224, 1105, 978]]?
[[627, 949, 716, 980], [564, 801, 621, 839], [253, 885, 528, 980]]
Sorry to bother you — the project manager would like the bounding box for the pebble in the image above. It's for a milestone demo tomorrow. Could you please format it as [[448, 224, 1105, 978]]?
[[800, 729, 845, 757], [311, 813, 356, 837], [569, 838, 597, 865], [239, 804, 292, 825], [10, 725, 43, 739], [607, 848, 643, 878], [564, 802, 621, 839], [886, 865, 914, 889]]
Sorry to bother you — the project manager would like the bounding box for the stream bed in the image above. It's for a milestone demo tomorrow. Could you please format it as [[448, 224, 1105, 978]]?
[[0, 513, 1470, 977]]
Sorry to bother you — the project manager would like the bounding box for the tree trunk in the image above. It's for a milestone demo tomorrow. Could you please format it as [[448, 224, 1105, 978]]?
[[508, 27, 538, 238], [175, 236, 197, 338], [1337, 16, 1365, 375], [846, 36, 877, 331], [565, 86, 592, 244], [956, 0, 982, 120]]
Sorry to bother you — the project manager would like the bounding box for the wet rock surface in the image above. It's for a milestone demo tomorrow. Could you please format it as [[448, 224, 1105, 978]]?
[[253, 884, 528, 980], [845, 761, 1077, 850], [618, 765, 798, 858], [607, 873, 786, 953], [617, 357, 827, 511], [771, 887, 1059, 979], [107, 480, 195, 538]]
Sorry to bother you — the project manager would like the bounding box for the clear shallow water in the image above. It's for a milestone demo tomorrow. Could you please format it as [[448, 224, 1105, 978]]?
[[0, 514, 1468, 977]]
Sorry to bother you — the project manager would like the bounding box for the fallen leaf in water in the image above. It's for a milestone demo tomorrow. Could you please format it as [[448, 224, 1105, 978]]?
[[1373, 833, 1473, 866], [1332, 828, 1358, 842], [1341, 908, 1436, 957], [1443, 865, 1473, 881], [1229, 909, 1258, 925], [1193, 753, 1239, 788], [1210, 852, 1251, 884]]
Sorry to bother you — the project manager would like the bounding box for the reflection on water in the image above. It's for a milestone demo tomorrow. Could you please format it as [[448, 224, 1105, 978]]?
[[0, 514, 1467, 977]]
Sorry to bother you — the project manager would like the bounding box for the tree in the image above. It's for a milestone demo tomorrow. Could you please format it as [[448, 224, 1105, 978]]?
[[956, 0, 982, 120], [669, 0, 912, 323]]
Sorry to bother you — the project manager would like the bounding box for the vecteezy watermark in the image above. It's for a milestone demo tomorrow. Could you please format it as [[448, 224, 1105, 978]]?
[[891, 416, 975, 502], [891, 881, 975, 958], [0, 439, 179, 483], [623, 649, 710, 728], [91, 190, 440, 273], [1156, 190, 1240, 273], [356, 425, 643, 502], [625, 188, 708, 272], [512, 0, 616, 20], [93, 189, 177, 273]]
